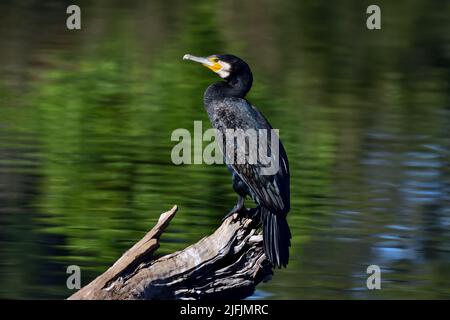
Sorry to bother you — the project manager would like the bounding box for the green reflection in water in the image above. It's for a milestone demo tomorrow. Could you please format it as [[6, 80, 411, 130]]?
[[0, 0, 449, 299]]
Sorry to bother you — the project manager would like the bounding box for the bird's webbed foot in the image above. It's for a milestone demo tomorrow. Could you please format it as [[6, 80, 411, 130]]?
[[222, 196, 245, 221], [246, 207, 261, 222]]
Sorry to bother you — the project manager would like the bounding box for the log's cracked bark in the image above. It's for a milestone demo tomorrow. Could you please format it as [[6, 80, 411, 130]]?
[[68, 205, 273, 300]]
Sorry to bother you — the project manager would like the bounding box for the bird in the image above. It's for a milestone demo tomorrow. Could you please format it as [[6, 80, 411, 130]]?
[[183, 53, 291, 268]]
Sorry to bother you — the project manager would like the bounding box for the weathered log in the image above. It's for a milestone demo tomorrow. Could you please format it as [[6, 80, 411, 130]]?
[[68, 205, 273, 300]]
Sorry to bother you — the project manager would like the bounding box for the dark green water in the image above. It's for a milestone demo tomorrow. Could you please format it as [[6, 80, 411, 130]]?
[[0, 0, 449, 299]]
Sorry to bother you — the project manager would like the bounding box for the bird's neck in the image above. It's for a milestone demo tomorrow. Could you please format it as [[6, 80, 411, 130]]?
[[204, 73, 253, 105]]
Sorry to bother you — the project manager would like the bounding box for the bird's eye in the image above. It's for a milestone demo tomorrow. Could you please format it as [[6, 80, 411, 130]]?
[[213, 58, 220, 63]]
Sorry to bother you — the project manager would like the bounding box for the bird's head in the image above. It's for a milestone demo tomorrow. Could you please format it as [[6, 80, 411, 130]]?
[[183, 53, 251, 81]]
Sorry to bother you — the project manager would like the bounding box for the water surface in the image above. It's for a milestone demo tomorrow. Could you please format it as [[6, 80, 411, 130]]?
[[0, 0, 449, 299]]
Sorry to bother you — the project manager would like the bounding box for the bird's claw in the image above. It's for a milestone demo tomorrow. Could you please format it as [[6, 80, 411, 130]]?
[[247, 208, 260, 221], [222, 205, 245, 222], [222, 210, 238, 222]]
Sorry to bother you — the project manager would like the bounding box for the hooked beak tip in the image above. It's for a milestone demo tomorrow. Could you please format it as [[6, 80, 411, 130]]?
[[182, 54, 213, 66]]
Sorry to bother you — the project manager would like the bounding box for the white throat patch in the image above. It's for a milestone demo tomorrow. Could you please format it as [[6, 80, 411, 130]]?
[[217, 61, 231, 78]]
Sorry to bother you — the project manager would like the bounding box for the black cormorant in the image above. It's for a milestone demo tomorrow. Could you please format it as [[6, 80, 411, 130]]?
[[183, 53, 291, 268]]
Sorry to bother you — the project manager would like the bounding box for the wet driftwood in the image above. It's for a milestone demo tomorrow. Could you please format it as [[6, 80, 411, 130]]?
[[68, 205, 273, 300]]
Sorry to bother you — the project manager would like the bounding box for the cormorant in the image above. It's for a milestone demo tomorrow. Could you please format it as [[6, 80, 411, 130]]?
[[183, 53, 291, 268]]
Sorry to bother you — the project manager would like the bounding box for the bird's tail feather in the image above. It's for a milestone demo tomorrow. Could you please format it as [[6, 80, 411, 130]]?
[[260, 207, 291, 268]]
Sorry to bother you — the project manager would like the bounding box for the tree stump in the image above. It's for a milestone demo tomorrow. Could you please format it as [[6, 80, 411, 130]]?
[[68, 205, 273, 300]]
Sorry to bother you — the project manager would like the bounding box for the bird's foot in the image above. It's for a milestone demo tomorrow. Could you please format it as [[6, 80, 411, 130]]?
[[222, 196, 246, 222], [222, 204, 245, 222], [247, 207, 261, 222]]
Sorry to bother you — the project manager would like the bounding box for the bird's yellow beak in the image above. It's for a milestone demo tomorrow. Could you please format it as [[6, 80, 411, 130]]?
[[183, 54, 222, 73]]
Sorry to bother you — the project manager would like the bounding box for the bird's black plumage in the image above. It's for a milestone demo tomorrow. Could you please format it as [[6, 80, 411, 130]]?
[[184, 53, 291, 268]]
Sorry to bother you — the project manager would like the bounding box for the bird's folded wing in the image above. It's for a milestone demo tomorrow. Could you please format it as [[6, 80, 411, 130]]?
[[220, 98, 290, 214]]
